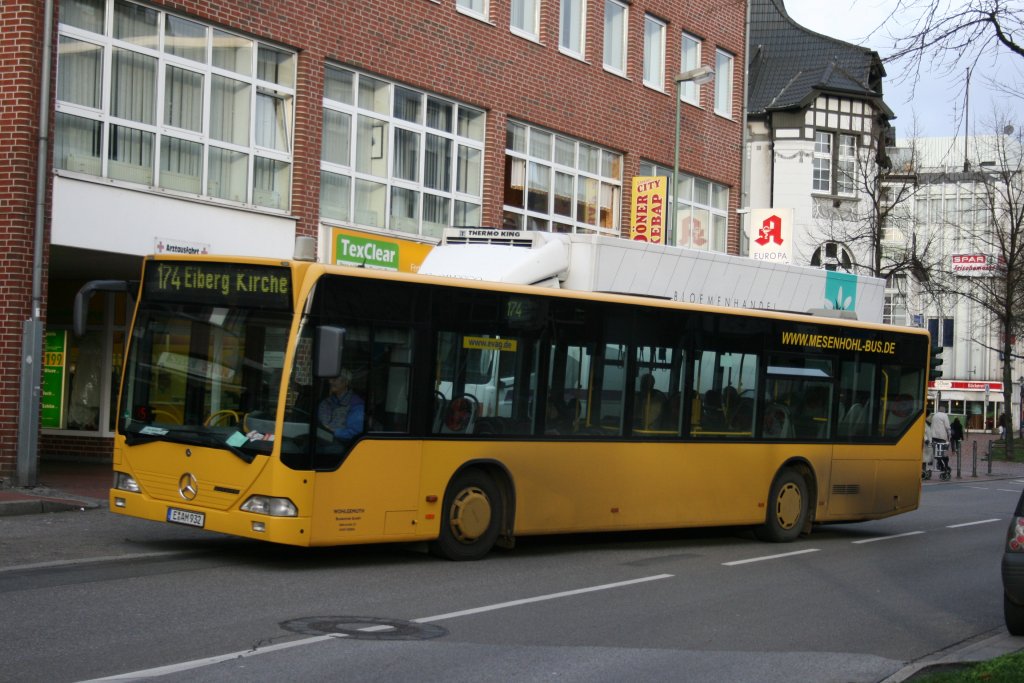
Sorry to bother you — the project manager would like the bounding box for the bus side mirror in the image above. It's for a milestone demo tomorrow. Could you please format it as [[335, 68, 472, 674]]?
[[315, 326, 346, 378], [73, 280, 135, 338]]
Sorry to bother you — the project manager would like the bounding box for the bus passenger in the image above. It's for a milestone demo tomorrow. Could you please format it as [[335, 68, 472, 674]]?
[[635, 374, 666, 429], [318, 369, 365, 441]]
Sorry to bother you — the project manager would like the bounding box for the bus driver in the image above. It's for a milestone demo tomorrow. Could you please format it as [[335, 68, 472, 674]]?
[[318, 369, 365, 441]]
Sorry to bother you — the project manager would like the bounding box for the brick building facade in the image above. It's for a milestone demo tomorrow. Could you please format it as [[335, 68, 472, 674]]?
[[0, 0, 745, 483]]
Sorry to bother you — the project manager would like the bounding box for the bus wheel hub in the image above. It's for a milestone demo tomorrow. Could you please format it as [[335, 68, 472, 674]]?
[[450, 487, 491, 541], [776, 482, 802, 529]]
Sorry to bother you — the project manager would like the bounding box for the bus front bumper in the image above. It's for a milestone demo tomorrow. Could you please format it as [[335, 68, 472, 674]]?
[[109, 489, 312, 546]]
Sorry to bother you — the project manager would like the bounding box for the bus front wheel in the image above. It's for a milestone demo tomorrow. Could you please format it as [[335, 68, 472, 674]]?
[[756, 469, 809, 543], [430, 468, 502, 561]]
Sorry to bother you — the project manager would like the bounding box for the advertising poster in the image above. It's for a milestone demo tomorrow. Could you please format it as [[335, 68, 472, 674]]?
[[630, 177, 666, 244], [331, 227, 434, 273], [41, 330, 67, 429]]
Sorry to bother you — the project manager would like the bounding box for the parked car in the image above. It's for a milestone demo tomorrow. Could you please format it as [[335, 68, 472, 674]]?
[[1003, 487, 1024, 635]]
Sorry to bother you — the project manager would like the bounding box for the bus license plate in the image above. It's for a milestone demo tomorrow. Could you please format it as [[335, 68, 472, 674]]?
[[167, 507, 205, 528]]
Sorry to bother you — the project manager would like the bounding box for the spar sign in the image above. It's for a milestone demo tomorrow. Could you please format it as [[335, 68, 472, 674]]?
[[630, 177, 666, 244], [951, 253, 1002, 276]]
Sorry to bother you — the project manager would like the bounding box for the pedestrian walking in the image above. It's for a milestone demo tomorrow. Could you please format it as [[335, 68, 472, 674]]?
[[950, 417, 964, 456]]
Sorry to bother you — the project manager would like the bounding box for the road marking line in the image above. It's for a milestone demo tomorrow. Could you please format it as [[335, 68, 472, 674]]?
[[79, 634, 343, 681], [0, 551, 191, 574], [78, 573, 674, 681], [412, 574, 674, 623], [722, 548, 819, 566], [947, 519, 1001, 528], [852, 531, 924, 544], [998, 488, 1022, 493]]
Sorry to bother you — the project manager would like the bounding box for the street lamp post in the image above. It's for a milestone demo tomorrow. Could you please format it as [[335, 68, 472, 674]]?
[[672, 66, 715, 246]]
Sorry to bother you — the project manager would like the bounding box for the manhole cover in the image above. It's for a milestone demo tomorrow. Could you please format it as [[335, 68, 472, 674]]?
[[280, 616, 448, 641]]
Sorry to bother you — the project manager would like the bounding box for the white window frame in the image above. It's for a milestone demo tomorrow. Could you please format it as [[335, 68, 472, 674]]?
[[559, 0, 586, 59], [55, 0, 296, 211], [503, 120, 623, 235], [639, 161, 730, 252], [714, 48, 733, 118], [680, 33, 702, 105], [643, 15, 666, 91], [456, 0, 489, 21], [511, 0, 540, 40], [603, 0, 628, 75], [836, 133, 858, 196], [320, 65, 486, 238], [813, 131, 832, 194]]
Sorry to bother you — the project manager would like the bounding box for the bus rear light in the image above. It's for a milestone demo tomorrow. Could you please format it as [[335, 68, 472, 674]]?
[[240, 495, 297, 517], [114, 472, 141, 493]]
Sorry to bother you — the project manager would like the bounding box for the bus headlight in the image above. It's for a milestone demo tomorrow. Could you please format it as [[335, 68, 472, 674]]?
[[113, 471, 141, 493], [240, 495, 297, 517]]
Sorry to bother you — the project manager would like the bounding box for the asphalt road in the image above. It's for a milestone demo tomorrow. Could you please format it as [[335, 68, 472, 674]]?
[[1, 478, 1022, 683]]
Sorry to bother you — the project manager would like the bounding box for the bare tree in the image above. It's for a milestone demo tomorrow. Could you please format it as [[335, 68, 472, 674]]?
[[925, 119, 1024, 453], [885, 0, 1024, 91], [805, 134, 942, 289]]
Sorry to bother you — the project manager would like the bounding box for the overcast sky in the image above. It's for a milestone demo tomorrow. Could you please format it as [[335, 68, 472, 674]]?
[[781, 0, 1018, 140]]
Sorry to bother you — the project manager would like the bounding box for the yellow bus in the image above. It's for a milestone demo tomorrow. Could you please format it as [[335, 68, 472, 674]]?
[[95, 253, 928, 560]]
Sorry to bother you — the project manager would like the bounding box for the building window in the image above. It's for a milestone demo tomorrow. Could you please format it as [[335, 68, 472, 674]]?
[[714, 49, 733, 117], [813, 130, 859, 197], [603, 0, 628, 75], [55, 0, 295, 211], [884, 275, 907, 326], [810, 241, 854, 272], [320, 66, 485, 238], [927, 318, 954, 347], [504, 121, 623, 234], [679, 33, 702, 105], [560, 0, 586, 58], [837, 134, 857, 196], [511, 0, 540, 39], [457, 0, 488, 20], [813, 131, 832, 193], [43, 288, 129, 436], [643, 15, 666, 91], [639, 161, 729, 252]]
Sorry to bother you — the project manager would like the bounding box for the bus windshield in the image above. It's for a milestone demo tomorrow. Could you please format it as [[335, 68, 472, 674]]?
[[119, 261, 294, 461]]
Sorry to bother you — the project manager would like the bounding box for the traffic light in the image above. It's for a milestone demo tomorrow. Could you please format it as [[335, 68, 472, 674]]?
[[929, 344, 944, 380]]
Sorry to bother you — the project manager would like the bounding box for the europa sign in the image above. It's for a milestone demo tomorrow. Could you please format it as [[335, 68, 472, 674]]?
[[630, 176, 666, 244], [749, 208, 794, 264], [951, 253, 999, 277]]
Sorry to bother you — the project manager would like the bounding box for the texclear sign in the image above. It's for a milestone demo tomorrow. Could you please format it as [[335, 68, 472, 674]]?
[[335, 233, 400, 270], [749, 208, 794, 264]]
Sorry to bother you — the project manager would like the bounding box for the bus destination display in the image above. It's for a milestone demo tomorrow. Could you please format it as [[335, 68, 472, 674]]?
[[144, 262, 292, 310]]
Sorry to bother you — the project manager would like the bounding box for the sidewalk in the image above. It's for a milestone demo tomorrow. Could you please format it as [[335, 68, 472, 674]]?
[[0, 459, 109, 516]]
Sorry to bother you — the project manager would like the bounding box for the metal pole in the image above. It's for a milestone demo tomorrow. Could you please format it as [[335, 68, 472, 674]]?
[[987, 438, 993, 475], [17, 0, 55, 487], [972, 440, 977, 478], [671, 81, 681, 247], [956, 439, 961, 479]]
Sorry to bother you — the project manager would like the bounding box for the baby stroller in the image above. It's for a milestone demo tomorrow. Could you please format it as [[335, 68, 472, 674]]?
[[922, 440, 951, 481]]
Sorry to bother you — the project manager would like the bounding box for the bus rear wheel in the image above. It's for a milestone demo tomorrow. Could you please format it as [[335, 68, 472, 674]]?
[[430, 468, 502, 561], [756, 469, 809, 543]]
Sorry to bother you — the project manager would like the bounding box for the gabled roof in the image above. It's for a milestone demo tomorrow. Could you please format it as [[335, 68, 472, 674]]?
[[748, 0, 893, 118]]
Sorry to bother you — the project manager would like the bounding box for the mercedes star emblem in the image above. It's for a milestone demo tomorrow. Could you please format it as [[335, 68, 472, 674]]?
[[178, 472, 198, 501]]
